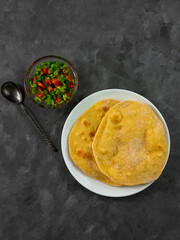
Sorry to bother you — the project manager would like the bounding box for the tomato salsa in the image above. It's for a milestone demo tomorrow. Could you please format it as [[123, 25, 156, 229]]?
[[28, 61, 75, 106]]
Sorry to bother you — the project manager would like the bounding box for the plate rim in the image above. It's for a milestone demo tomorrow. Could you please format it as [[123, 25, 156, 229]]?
[[61, 89, 171, 197]]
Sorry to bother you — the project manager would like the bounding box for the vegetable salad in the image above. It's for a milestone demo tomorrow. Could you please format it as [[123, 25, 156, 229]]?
[[28, 61, 75, 106]]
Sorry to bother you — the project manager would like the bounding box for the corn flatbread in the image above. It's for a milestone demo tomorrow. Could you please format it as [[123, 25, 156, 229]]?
[[92, 101, 168, 186], [68, 99, 120, 185]]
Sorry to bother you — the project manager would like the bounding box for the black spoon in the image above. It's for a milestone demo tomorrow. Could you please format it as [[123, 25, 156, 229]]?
[[1, 81, 58, 152]]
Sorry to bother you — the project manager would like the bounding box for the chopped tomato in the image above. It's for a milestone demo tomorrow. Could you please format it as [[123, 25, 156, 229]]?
[[52, 78, 61, 86], [42, 68, 48, 75], [36, 93, 44, 98], [32, 76, 37, 83], [66, 75, 72, 82], [45, 78, 51, 85], [67, 92, 72, 98], [55, 96, 61, 103], [38, 87, 43, 92], [67, 83, 74, 88], [47, 86, 54, 92], [38, 82, 46, 88]]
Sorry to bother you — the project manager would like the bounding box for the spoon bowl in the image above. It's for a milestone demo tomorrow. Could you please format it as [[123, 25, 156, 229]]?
[[1, 81, 22, 104]]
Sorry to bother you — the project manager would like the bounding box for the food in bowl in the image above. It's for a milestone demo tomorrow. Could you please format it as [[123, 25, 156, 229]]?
[[69, 100, 168, 186], [28, 61, 75, 107]]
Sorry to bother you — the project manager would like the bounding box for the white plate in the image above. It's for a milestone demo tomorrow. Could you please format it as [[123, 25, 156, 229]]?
[[61, 89, 170, 197]]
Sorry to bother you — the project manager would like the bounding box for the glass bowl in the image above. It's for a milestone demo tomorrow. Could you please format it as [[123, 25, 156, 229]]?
[[24, 55, 78, 109]]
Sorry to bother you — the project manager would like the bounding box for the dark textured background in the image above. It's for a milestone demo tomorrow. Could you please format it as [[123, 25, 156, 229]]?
[[0, 0, 180, 239]]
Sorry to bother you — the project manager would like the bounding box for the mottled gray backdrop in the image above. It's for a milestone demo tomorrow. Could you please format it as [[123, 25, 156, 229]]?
[[0, 0, 180, 239]]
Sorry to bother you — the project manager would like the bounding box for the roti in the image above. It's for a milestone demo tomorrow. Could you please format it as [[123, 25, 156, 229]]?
[[92, 101, 168, 186], [68, 99, 120, 185]]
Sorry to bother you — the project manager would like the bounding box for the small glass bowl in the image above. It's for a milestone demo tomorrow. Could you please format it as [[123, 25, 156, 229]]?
[[24, 55, 78, 109]]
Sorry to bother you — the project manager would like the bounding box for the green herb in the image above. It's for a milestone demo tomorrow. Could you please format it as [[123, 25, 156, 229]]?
[[53, 70, 59, 76], [35, 96, 42, 102]]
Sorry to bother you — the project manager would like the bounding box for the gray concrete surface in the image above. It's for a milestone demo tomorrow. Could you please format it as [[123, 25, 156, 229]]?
[[0, 0, 179, 239]]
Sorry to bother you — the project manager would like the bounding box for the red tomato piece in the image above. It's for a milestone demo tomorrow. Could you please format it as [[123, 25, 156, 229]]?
[[52, 78, 61, 86], [47, 86, 54, 92], [55, 97, 61, 103], [67, 92, 72, 98], [32, 76, 37, 83], [45, 78, 51, 85], [66, 75, 72, 82], [36, 93, 44, 98], [38, 87, 43, 92], [67, 83, 74, 88], [38, 82, 46, 88], [42, 68, 48, 75]]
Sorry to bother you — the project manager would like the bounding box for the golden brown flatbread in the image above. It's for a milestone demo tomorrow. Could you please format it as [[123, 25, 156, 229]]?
[[92, 101, 168, 186], [68, 99, 120, 185]]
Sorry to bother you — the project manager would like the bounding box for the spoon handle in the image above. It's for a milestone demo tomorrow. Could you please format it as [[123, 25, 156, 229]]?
[[20, 104, 58, 152]]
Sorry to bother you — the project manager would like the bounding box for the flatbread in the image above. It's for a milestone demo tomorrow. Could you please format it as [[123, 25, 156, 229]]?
[[92, 101, 168, 186], [68, 99, 120, 185]]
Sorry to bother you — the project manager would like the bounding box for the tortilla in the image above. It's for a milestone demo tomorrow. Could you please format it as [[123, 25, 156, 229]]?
[[68, 99, 120, 185], [92, 101, 168, 186]]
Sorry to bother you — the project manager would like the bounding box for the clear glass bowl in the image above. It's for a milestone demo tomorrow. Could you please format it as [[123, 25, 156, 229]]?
[[24, 55, 78, 109]]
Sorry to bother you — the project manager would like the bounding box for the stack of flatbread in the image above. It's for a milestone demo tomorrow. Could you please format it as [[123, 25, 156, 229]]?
[[68, 99, 168, 186]]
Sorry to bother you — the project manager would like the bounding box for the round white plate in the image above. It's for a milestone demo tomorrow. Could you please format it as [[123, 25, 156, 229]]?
[[61, 89, 170, 197]]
